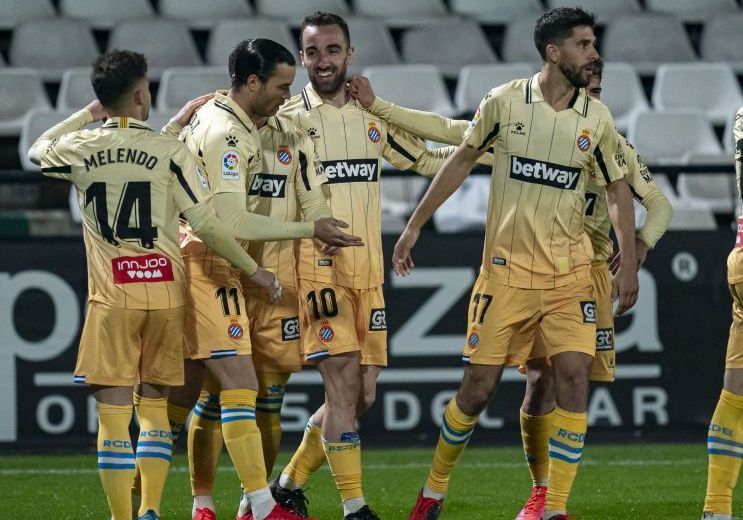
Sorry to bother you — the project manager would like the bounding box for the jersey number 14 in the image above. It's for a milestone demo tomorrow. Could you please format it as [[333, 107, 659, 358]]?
[[85, 181, 158, 248]]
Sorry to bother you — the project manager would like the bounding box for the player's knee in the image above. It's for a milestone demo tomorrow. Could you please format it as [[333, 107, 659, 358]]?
[[456, 386, 492, 416], [357, 387, 377, 416], [523, 366, 556, 414]]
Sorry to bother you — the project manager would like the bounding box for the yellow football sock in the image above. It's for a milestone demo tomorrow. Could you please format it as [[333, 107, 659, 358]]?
[[135, 397, 173, 516], [256, 371, 290, 476], [545, 407, 587, 513], [323, 432, 363, 501], [704, 389, 743, 515], [425, 398, 478, 495], [97, 402, 135, 520], [520, 408, 554, 487], [221, 389, 268, 493], [283, 419, 325, 487], [189, 390, 224, 496], [131, 393, 142, 498]]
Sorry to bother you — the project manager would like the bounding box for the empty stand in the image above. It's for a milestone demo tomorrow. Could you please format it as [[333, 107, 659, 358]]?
[[0, 69, 51, 137], [600, 63, 650, 134], [158, 0, 252, 29], [363, 65, 456, 116], [701, 13, 743, 73], [0, 0, 55, 31], [157, 67, 230, 111], [449, 0, 543, 25], [57, 68, 95, 111], [207, 20, 298, 68], [60, 0, 154, 29], [454, 63, 535, 114]]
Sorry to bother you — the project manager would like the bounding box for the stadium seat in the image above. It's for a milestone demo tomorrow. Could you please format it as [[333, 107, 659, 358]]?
[[363, 65, 456, 117], [546, 0, 641, 23], [723, 110, 738, 155], [0, 0, 55, 31], [207, 20, 298, 68], [676, 173, 736, 214], [600, 63, 649, 134], [18, 110, 90, 171], [60, 0, 154, 29], [433, 176, 490, 232], [157, 67, 230, 111], [628, 110, 723, 165], [380, 177, 429, 218], [146, 111, 174, 135], [58, 68, 95, 111], [501, 18, 543, 64], [0, 69, 51, 137], [401, 20, 497, 78], [9, 20, 99, 81], [158, 0, 253, 29], [291, 67, 310, 97], [346, 18, 401, 75], [108, 20, 202, 80], [644, 0, 739, 22], [255, 0, 349, 24], [449, 0, 543, 25], [353, 0, 450, 27], [651, 63, 743, 126], [701, 13, 743, 74], [602, 15, 697, 75], [454, 63, 536, 114]]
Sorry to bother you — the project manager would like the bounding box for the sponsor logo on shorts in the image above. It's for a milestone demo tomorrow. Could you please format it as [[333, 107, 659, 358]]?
[[580, 301, 596, 323], [319, 321, 334, 343], [228, 322, 244, 339], [596, 327, 614, 351], [369, 308, 387, 331], [468, 332, 480, 348], [492, 257, 506, 266], [367, 122, 381, 144], [112, 253, 174, 284], [248, 173, 286, 198], [281, 317, 300, 341], [510, 155, 580, 190], [318, 259, 332, 266], [322, 159, 378, 183], [277, 146, 292, 165]]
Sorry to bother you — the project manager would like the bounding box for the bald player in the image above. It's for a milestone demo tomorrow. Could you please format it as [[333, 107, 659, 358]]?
[[27, 50, 267, 520], [350, 57, 673, 519], [386, 8, 638, 520]]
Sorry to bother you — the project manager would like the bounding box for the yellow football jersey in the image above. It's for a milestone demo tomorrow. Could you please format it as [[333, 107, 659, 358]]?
[[241, 113, 327, 290], [39, 115, 211, 310], [464, 74, 627, 289], [279, 83, 446, 289], [729, 106, 743, 283]]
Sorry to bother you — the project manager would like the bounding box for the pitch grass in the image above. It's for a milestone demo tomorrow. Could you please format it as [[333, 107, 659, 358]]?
[[1, 443, 739, 519]]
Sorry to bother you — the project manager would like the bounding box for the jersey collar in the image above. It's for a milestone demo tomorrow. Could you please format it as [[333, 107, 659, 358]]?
[[266, 114, 284, 132], [300, 82, 324, 110], [213, 91, 257, 134], [525, 72, 590, 116], [101, 116, 152, 130]]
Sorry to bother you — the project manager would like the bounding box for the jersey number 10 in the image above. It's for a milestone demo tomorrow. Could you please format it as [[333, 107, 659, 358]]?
[[85, 181, 158, 248]]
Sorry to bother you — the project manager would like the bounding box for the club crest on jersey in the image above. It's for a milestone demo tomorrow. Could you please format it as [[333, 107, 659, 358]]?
[[468, 332, 480, 349], [228, 322, 244, 340], [367, 122, 381, 144], [277, 146, 292, 165], [576, 130, 591, 152], [222, 151, 240, 180], [319, 321, 334, 343]]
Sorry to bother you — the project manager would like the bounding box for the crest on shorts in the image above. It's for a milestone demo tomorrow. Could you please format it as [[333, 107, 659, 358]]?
[[277, 146, 292, 165], [228, 322, 244, 339], [576, 129, 591, 152], [368, 122, 381, 144], [319, 321, 334, 343], [467, 332, 480, 349]]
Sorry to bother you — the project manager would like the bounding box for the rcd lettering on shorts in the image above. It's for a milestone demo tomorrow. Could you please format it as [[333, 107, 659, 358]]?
[[281, 317, 300, 341], [580, 301, 596, 323], [369, 308, 387, 331], [509, 155, 580, 190]]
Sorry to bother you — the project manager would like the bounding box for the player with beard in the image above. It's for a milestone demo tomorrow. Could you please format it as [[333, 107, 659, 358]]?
[[268, 11, 473, 520], [382, 8, 638, 520]]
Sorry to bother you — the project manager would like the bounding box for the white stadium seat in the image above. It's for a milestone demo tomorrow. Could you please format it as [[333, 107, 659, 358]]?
[[291, 67, 310, 98], [157, 67, 230, 111], [9, 20, 99, 81], [362, 65, 456, 117], [108, 20, 202, 80], [255, 0, 349, 24], [644, 174, 718, 231], [58, 68, 95, 111], [603, 15, 697, 75], [652, 63, 743, 126], [433, 176, 490, 233], [207, 20, 298, 68], [346, 18, 401, 75], [501, 18, 542, 65], [60, 0, 154, 29], [723, 111, 738, 155], [353, 0, 449, 27], [676, 173, 736, 214], [449, 0, 543, 25], [701, 13, 743, 74], [401, 20, 497, 78], [600, 63, 649, 134], [628, 110, 723, 165], [159, 0, 253, 29], [18, 110, 90, 171], [454, 63, 536, 114], [644, 0, 739, 23], [0, 0, 55, 31], [546, 0, 641, 23], [0, 69, 51, 137]]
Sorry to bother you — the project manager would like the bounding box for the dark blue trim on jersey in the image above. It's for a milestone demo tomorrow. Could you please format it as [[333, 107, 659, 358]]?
[[169, 159, 199, 204], [387, 133, 417, 163], [299, 150, 311, 191], [477, 123, 500, 151], [42, 165, 72, 175], [594, 146, 612, 184], [214, 100, 252, 134]]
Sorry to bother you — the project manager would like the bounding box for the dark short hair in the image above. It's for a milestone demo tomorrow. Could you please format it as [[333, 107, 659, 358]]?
[[534, 7, 596, 60], [91, 50, 147, 108], [299, 11, 351, 49], [589, 57, 604, 79], [229, 38, 296, 89]]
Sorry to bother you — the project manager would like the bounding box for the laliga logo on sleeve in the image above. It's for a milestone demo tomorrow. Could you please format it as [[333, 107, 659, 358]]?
[[576, 129, 591, 152], [367, 122, 381, 144], [222, 151, 240, 179], [277, 145, 292, 165]]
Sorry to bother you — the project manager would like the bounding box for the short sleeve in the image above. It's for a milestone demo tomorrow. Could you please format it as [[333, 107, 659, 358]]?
[[462, 89, 500, 152]]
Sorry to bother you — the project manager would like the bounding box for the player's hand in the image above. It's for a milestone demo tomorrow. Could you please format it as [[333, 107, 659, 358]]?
[[85, 100, 108, 122], [392, 225, 420, 277], [172, 93, 214, 127], [609, 238, 650, 273], [348, 76, 376, 109], [250, 268, 282, 303], [320, 243, 341, 256], [611, 265, 638, 316], [314, 218, 364, 247]]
